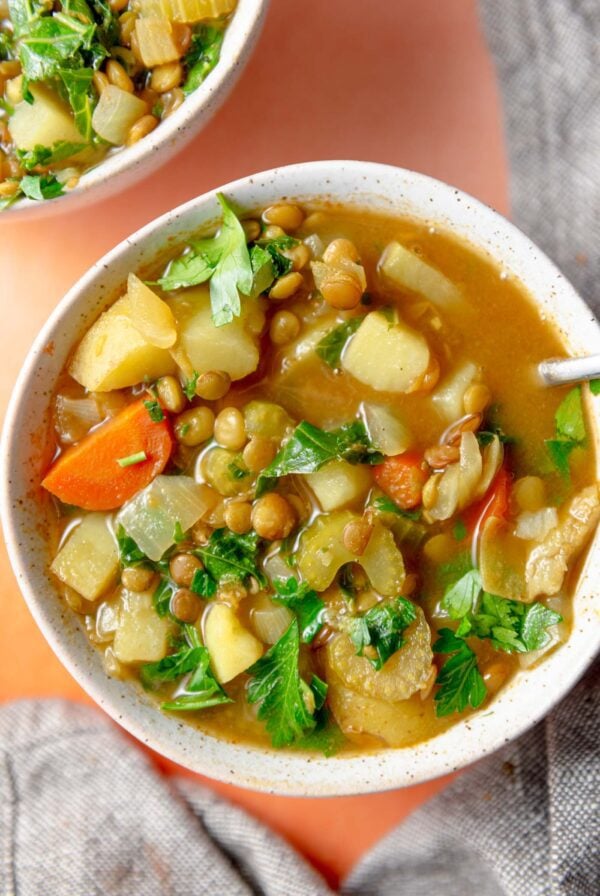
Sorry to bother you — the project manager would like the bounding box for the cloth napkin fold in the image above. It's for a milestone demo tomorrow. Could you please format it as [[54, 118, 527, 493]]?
[[0, 664, 597, 896]]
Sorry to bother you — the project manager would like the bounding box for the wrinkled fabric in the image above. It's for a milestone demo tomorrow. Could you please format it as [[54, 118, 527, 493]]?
[[2, 1, 599, 894]]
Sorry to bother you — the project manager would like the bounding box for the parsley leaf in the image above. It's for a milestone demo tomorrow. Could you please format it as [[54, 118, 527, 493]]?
[[272, 577, 325, 643], [16, 140, 86, 171], [190, 568, 217, 599], [442, 568, 482, 619], [159, 194, 253, 327], [183, 24, 224, 95], [257, 419, 382, 495], [433, 628, 487, 717], [589, 379, 600, 396], [291, 712, 346, 757], [545, 386, 586, 478], [349, 597, 417, 670], [182, 371, 199, 400], [142, 625, 231, 712], [195, 527, 266, 588], [258, 235, 299, 277], [228, 458, 251, 480], [372, 495, 421, 521], [247, 620, 317, 747], [20, 173, 64, 201], [143, 398, 164, 422], [316, 318, 362, 368], [116, 524, 150, 568]]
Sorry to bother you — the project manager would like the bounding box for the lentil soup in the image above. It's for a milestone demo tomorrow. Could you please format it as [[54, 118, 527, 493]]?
[[42, 199, 599, 753]]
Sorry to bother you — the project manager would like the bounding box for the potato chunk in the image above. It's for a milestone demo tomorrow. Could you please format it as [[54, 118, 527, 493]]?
[[204, 604, 263, 683], [379, 241, 461, 307], [306, 460, 371, 511], [342, 311, 431, 393], [69, 294, 176, 392], [170, 287, 264, 382], [9, 83, 83, 150], [113, 590, 174, 663], [51, 513, 118, 601]]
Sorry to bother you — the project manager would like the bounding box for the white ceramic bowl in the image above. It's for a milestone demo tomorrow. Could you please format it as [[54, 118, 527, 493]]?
[[2, 161, 599, 794], [2, 0, 269, 221]]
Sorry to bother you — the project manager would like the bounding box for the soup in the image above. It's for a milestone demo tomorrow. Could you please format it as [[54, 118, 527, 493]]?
[[0, 0, 236, 209], [42, 198, 599, 753]]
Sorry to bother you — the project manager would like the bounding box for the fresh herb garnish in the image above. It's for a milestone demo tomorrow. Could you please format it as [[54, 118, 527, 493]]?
[[190, 567, 217, 599], [116, 525, 150, 568], [349, 597, 417, 670], [182, 371, 199, 400], [316, 318, 362, 368], [195, 527, 266, 589], [257, 419, 383, 495], [453, 518, 467, 541], [16, 140, 86, 171], [247, 620, 318, 747], [258, 234, 299, 277], [142, 625, 231, 712], [173, 521, 186, 543], [228, 458, 251, 481], [433, 628, 487, 717], [589, 379, 600, 396], [158, 193, 254, 327], [441, 565, 562, 653], [291, 712, 346, 757], [183, 24, 224, 95], [116, 450, 147, 468], [19, 173, 64, 201], [545, 386, 586, 478], [372, 495, 421, 521], [143, 398, 164, 422], [272, 577, 325, 643]]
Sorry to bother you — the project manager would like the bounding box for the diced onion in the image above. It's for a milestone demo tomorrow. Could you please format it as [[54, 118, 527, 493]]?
[[250, 597, 294, 644], [55, 395, 101, 444], [515, 507, 558, 542], [362, 402, 412, 455], [474, 435, 503, 499], [127, 273, 177, 349], [91, 85, 148, 146], [303, 233, 323, 259], [116, 475, 211, 560]]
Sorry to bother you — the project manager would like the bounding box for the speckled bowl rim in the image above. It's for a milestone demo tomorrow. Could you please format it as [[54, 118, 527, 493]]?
[[1, 0, 269, 221], [2, 161, 599, 795]]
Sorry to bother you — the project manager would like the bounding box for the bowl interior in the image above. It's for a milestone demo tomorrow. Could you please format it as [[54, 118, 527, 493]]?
[[2, 0, 269, 221], [2, 161, 599, 795]]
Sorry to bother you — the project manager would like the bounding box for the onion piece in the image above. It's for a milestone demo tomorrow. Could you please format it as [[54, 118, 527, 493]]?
[[515, 507, 559, 542], [116, 475, 211, 561], [91, 85, 148, 146], [134, 17, 180, 67], [127, 273, 177, 349], [474, 435, 503, 499], [250, 596, 294, 644], [54, 395, 101, 443], [457, 431, 482, 507]]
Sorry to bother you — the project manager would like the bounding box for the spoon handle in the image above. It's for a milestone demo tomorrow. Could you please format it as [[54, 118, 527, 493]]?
[[538, 355, 600, 387]]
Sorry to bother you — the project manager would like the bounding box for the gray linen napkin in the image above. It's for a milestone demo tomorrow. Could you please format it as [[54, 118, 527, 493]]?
[[0, 665, 597, 896], [1, 2, 599, 894]]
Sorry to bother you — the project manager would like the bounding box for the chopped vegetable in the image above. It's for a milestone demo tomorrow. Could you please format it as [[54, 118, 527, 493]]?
[[257, 419, 382, 495], [342, 310, 432, 393], [315, 317, 362, 368], [42, 399, 173, 511], [51, 513, 119, 601], [373, 452, 428, 510], [247, 621, 318, 747], [204, 604, 263, 683], [271, 577, 325, 643], [379, 241, 462, 306], [116, 474, 210, 561], [126, 273, 177, 349], [349, 597, 417, 670], [362, 403, 413, 456], [305, 459, 371, 511], [433, 629, 486, 717], [195, 528, 266, 589], [113, 589, 174, 663], [92, 85, 148, 145], [545, 386, 587, 478]]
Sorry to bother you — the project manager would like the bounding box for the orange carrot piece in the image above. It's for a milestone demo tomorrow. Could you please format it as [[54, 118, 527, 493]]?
[[42, 399, 173, 511], [373, 452, 429, 510]]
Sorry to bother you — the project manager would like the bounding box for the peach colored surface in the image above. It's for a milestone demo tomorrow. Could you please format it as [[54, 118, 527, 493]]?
[[0, 0, 508, 887]]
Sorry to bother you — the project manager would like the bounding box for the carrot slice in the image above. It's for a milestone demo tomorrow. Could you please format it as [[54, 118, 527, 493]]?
[[464, 465, 512, 535], [373, 452, 428, 510], [42, 399, 173, 511]]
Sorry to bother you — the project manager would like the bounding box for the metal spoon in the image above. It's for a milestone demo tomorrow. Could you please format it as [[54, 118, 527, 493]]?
[[538, 355, 600, 387]]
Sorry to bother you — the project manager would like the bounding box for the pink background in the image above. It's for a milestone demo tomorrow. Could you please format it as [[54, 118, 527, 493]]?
[[0, 0, 508, 886]]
